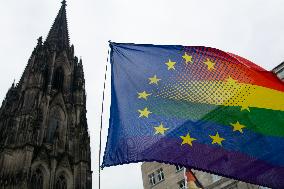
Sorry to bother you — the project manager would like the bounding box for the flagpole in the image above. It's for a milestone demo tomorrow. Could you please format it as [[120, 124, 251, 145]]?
[[98, 49, 109, 189]]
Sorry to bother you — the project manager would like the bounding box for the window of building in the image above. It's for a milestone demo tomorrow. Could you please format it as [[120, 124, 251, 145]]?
[[175, 165, 184, 172], [212, 174, 222, 182], [46, 106, 65, 144], [30, 168, 43, 189], [157, 168, 164, 181], [148, 173, 156, 186], [52, 67, 64, 91], [277, 69, 284, 80], [178, 179, 186, 189], [47, 119, 59, 142], [55, 175, 67, 189]]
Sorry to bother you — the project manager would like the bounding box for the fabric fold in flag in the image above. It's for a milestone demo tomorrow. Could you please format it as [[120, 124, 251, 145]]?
[[102, 42, 284, 189]]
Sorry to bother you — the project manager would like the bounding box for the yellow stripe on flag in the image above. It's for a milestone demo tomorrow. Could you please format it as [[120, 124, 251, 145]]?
[[157, 80, 284, 111]]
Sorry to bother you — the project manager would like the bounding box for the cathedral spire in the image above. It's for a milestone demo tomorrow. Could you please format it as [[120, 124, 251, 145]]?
[[45, 0, 70, 51], [0, 1, 92, 188]]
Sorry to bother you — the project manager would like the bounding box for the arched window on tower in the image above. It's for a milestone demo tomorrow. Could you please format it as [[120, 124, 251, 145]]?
[[55, 175, 67, 189], [52, 67, 64, 91], [46, 106, 65, 144], [43, 66, 49, 92], [47, 120, 59, 143], [30, 168, 43, 189]]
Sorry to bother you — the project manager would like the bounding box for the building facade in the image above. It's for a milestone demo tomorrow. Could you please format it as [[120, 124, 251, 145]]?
[[141, 162, 187, 189], [0, 1, 92, 189], [141, 162, 267, 189], [272, 62, 284, 81]]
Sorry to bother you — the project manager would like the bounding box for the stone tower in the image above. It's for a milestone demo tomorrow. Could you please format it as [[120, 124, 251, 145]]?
[[0, 1, 92, 188]]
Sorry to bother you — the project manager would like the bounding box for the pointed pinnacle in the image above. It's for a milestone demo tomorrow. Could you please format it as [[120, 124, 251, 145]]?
[[45, 0, 70, 50], [61, 0, 67, 6], [79, 58, 83, 66]]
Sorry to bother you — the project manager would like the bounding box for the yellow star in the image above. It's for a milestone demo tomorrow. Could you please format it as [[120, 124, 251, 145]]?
[[165, 59, 176, 70], [209, 132, 225, 146], [154, 123, 169, 135], [230, 121, 246, 133], [138, 107, 152, 118], [137, 91, 151, 100], [240, 105, 250, 112], [182, 52, 193, 64], [204, 58, 215, 71], [149, 75, 161, 85], [180, 133, 196, 147]]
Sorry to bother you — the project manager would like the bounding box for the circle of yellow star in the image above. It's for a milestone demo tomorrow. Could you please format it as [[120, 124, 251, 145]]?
[[149, 75, 161, 85], [137, 91, 151, 100], [138, 107, 152, 118], [154, 123, 169, 135], [203, 58, 215, 71], [180, 133, 196, 147], [182, 52, 193, 64], [165, 59, 176, 70], [230, 121, 246, 133], [209, 132, 225, 146]]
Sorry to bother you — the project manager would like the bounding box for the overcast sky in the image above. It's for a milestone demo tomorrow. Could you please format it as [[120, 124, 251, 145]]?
[[0, 0, 284, 188]]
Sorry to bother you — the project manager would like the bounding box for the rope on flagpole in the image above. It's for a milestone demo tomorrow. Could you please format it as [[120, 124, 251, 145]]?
[[98, 49, 109, 189]]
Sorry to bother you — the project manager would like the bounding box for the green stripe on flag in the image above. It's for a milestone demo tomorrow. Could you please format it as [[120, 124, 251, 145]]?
[[145, 97, 284, 137]]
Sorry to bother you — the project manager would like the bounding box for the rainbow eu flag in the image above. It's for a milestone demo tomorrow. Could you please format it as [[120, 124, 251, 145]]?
[[102, 42, 284, 188]]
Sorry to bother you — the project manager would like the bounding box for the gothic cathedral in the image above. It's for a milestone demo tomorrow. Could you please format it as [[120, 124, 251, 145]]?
[[0, 1, 92, 188]]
